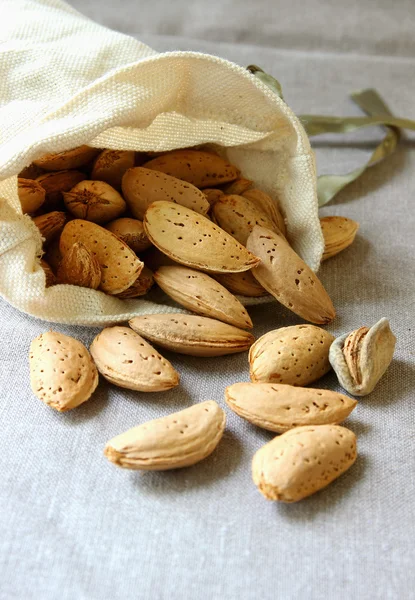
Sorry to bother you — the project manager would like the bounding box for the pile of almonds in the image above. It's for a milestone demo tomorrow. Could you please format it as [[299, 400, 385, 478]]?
[[24, 144, 395, 503]]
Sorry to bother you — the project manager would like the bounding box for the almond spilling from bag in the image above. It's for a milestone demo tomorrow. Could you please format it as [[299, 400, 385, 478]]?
[[63, 180, 126, 224], [90, 326, 179, 392], [33, 145, 100, 171], [60, 219, 143, 294], [249, 325, 334, 386], [33, 211, 67, 245], [115, 266, 154, 298], [212, 194, 277, 245], [154, 266, 252, 329], [18, 178, 45, 214], [29, 331, 99, 411], [225, 382, 356, 432], [129, 313, 255, 357], [320, 216, 359, 261], [247, 225, 335, 324], [143, 149, 240, 188], [144, 201, 260, 274], [91, 149, 135, 189], [122, 167, 210, 219], [104, 400, 226, 470], [57, 241, 101, 289], [214, 271, 268, 297], [252, 424, 357, 502], [329, 317, 396, 396], [36, 169, 85, 209], [105, 217, 152, 253], [243, 189, 286, 237]]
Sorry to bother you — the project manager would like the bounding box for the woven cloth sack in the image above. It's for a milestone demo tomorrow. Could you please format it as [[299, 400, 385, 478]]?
[[0, 0, 323, 326]]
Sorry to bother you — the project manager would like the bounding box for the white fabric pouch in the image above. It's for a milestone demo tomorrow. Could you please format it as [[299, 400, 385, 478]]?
[[0, 0, 323, 326]]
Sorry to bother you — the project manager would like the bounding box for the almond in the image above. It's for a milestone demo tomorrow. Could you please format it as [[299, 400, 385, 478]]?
[[63, 180, 126, 224], [144, 201, 260, 274], [252, 425, 357, 502], [57, 242, 102, 289], [18, 163, 45, 180], [129, 313, 255, 357], [115, 266, 154, 298], [90, 326, 179, 391], [121, 167, 210, 219], [104, 400, 226, 470], [320, 216, 359, 261], [243, 189, 286, 237], [212, 194, 277, 245], [143, 150, 240, 188], [29, 331, 99, 411], [40, 259, 56, 287], [154, 265, 253, 329], [33, 145, 100, 170], [60, 219, 143, 294], [222, 178, 253, 195], [247, 226, 335, 324], [36, 169, 85, 209], [225, 382, 356, 432], [203, 189, 224, 206], [91, 149, 135, 189], [249, 325, 334, 386], [33, 211, 67, 245], [105, 218, 152, 253], [214, 271, 268, 297], [18, 178, 45, 214]]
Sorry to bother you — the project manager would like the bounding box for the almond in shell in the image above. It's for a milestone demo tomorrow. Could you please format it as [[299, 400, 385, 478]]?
[[104, 400, 226, 470], [144, 201, 260, 274], [33, 145, 100, 170], [36, 169, 85, 210], [154, 265, 253, 329], [115, 266, 154, 298], [249, 325, 334, 386], [225, 382, 356, 433], [90, 326, 179, 392], [214, 271, 267, 297], [212, 194, 277, 245], [243, 189, 286, 237], [91, 149, 135, 189], [252, 425, 357, 502], [60, 220, 143, 294], [222, 178, 253, 195], [29, 331, 99, 411], [320, 216, 359, 261], [143, 150, 240, 188], [247, 225, 335, 324], [63, 180, 126, 224], [33, 211, 67, 245], [18, 179, 45, 214], [57, 242, 101, 289], [122, 167, 210, 219], [129, 313, 254, 357], [105, 218, 152, 253]]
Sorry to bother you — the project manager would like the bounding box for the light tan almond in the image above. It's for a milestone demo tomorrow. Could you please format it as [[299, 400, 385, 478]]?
[[222, 178, 253, 195], [90, 326, 179, 391], [203, 188, 224, 206], [115, 266, 154, 298], [33, 145, 100, 171], [249, 325, 334, 386], [129, 313, 255, 357], [57, 242, 102, 289], [212, 194, 277, 245], [63, 180, 126, 224], [40, 259, 56, 287], [60, 220, 143, 295], [144, 201, 260, 274], [247, 226, 335, 324], [104, 400, 226, 470], [122, 167, 210, 219], [18, 179, 45, 214], [33, 211, 67, 245], [36, 170, 85, 210], [18, 163, 45, 180], [214, 271, 268, 297], [143, 150, 240, 188], [225, 382, 357, 432], [29, 331, 99, 411], [154, 265, 253, 329], [252, 425, 357, 502], [105, 218, 152, 253], [243, 189, 286, 237], [91, 149, 135, 189], [320, 216, 359, 261], [329, 318, 396, 396]]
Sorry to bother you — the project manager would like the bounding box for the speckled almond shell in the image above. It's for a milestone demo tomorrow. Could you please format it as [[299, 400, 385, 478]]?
[[144, 201, 260, 274], [60, 219, 143, 295], [143, 150, 240, 188], [63, 180, 126, 224], [225, 382, 357, 433], [214, 271, 268, 297], [246, 225, 335, 324], [154, 265, 253, 329], [91, 149, 135, 189], [222, 178, 253, 195], [212, 194, 277, 245], [90, 326, 179, 392], [129, 313, 255, 357], [105, 218, 152, 254], [29, 331, 99, 411], [18, 178, 45, 214], [104, 400, 226, 470], [320, 216, 359, 261], [36, 170, 85, 209], [33, 211, 67, 245], [252, 425, 357, 502], [242, 189, 286, 237], [122, 167, 210, 219], [33, 145, 100, 171], [249, 325, 335, 386]]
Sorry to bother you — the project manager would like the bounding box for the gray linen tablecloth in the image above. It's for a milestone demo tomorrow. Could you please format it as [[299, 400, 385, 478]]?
[[1, 2, 415, 598]]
